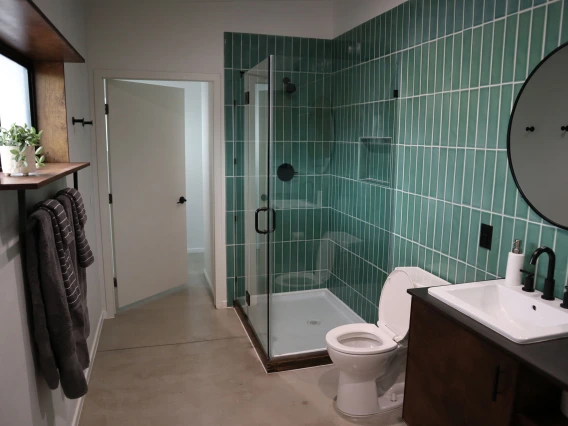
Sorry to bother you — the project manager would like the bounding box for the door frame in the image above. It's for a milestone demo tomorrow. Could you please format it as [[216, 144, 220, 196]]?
[[93, 69, 226, 317]]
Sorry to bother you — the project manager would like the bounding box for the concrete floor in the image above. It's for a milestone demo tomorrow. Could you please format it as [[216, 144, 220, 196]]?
[[80, 270, 406, 426]]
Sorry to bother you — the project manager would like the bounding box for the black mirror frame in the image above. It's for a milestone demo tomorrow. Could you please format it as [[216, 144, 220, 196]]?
[[507, 40, 568, 231]]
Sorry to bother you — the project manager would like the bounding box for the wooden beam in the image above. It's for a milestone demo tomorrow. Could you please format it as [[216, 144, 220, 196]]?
[[34, 62, 69, 163], [0, 0, 84, 63]]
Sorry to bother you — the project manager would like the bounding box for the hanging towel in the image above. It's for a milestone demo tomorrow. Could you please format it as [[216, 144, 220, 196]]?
[[56, 194, 91, 365], [27, 209, 88, 399], [36, 199, 81, 307], [57, 188, 94, 267]]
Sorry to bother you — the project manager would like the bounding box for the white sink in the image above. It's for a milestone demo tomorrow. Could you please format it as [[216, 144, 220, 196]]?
[[428, 280, 568, 344]]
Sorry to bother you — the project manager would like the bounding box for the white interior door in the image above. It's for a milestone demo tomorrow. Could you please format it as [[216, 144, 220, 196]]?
[[107, 79, 188, 308]]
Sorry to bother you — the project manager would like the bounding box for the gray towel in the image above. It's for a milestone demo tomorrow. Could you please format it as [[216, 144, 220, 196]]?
[[27, 210, 88, 399], [37, 200, 81, 307], [57, 189, 94, 267]]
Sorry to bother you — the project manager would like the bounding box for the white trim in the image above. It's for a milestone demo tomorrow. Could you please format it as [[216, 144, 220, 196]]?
[[93, 69, 226, 318], [71, 310, 105, 426], [187, 247, 205, 254]]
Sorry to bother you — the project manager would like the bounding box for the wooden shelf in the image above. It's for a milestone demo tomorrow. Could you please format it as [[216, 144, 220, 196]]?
[[0, 0, 84, 63], [0, 162, 89, 190]]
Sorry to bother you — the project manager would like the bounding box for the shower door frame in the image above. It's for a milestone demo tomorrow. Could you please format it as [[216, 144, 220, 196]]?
[[233, 55, 332, 372]]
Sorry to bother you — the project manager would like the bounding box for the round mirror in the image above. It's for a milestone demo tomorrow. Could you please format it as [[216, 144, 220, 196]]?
[[508, 42, 568, 229]]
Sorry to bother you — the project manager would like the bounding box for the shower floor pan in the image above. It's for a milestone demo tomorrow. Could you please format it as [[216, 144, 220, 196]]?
[[235, 289, 364, 372]]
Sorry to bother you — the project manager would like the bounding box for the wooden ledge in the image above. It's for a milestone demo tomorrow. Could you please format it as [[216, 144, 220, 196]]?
[[0, 162, 89, 190]]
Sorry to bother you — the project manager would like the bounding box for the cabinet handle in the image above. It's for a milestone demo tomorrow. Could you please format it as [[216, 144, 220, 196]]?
[[491, 365, 502, 402]]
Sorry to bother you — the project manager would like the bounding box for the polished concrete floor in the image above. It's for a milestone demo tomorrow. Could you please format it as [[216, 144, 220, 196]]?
[[80, 269, 406, 425]]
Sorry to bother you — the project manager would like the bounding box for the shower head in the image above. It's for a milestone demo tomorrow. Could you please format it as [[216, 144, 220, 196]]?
[[283, 77, 297, 94]]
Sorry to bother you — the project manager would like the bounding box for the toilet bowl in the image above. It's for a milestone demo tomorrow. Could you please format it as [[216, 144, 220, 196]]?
[[325, 267, 449, 417]]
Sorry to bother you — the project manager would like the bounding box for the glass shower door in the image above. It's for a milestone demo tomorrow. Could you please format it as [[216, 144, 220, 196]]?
[[241, 57, 273, 355]]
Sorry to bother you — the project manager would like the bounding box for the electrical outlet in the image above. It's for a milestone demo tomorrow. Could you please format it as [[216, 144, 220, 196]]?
[[479, 223, 493, 250]]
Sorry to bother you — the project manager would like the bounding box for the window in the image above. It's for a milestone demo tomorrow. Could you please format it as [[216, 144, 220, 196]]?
[[0, 51, 32, 129]]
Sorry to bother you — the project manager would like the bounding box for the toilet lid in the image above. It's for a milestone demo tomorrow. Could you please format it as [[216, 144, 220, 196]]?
[[378, 270, 415, 341]]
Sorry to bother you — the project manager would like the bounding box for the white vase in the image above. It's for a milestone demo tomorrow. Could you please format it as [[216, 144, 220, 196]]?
[[0, 146, 36, 176]]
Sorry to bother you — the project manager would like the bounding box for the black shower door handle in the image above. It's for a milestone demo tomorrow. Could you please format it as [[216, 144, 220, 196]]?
[[255, 207, 277, 234], [269, 208, 276, 233], [255, 207, 269, 234]]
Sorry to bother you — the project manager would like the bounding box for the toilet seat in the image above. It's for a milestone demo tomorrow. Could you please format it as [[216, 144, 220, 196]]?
[[326, 324, 397, 355]]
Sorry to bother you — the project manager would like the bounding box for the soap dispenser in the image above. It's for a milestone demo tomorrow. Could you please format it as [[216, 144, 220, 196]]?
[[505, 239, 524, 287]]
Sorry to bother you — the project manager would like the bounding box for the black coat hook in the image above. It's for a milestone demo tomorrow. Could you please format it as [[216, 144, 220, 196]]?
[[561, 126, 567, 131], [72, 117, 93, 127], [526, 126, 535, 132]]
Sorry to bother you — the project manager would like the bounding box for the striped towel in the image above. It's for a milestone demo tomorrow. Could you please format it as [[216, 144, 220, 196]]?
[[37, 200, 81, 307], [57, 188, 94, 267]]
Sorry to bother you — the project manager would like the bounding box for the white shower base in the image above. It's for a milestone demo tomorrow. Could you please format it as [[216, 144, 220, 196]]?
[[268, 289, 365, 357]]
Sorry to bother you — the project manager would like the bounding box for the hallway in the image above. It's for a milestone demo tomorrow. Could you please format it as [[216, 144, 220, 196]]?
[[80, 273, 405, 426]]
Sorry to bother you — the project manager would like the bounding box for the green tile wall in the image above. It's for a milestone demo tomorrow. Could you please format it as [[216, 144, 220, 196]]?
[[330, 0, 568, 324], [224, 0, 568, 319]]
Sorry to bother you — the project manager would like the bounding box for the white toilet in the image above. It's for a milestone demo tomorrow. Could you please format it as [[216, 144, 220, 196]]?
[[325, 267, 449, 417]]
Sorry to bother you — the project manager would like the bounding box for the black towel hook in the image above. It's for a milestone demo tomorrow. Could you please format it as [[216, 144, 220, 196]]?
[[72, 117, 93, 127]]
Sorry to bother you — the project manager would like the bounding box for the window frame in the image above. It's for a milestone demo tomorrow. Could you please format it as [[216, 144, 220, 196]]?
[[0, 42, 37, 129]]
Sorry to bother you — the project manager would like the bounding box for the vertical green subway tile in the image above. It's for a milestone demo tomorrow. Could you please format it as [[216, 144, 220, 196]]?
[[477, 88, 489, 148], [544, 2, 562, 57], [473, 0, 485, 26], [480, 22, 493, 87], [466, 89, 479, 148], [446, 0, 455, 35], [224, 33, 233, 69], [497, 84, 513, 149], [492, 151, 508, 214], [443, 37, 453, 91], [502, 15, 518, 83], [491, 19, 505, 84], [528, 6, 546, 72], [481, 150, 496, 211], [484, 0, 495, 23], [486, 87, 500, 149], [437, 0, 447, 38], [507, 0, 520, 15], [422, 0, 431, 42], [519, 0, 532, 11], [455, 0, 465, 32], [471, 151, 485, 208], [452, 35, 463, 90], [470, 27, 483, 88], [232, 33, 241, 69], [241, 33, 250, 69], [514, 11, 531, 82], [495, 0, 506, 19], [463, 0, 474, 29], [461, 29, 472, 89]]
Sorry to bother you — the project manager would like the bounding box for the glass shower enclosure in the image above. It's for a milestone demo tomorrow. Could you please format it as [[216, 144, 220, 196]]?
[[235, 53, 382, 364]]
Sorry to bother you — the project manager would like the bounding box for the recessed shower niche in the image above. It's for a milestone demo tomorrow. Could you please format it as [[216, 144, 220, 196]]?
[[357, 137, 394, 187]]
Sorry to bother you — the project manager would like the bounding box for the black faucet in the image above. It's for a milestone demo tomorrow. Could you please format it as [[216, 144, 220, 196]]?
[[529, 246, 556, 301]]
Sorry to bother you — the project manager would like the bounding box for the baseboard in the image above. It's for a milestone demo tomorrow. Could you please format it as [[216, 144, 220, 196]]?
[[187, 248, 205, 254], [203, 268, 212, 288], [71, 310, 105, 426]]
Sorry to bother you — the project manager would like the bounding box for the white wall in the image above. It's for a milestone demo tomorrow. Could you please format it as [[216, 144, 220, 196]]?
[[86, 0, 334, 76], [332, 0, 407, 37], [1, 1, 105, 425], [202, 83, 214, 292]]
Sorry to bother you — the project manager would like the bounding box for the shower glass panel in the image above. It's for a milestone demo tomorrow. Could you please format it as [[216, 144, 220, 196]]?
[[239, 57, 273, 354], [239, 52, 399, 361]]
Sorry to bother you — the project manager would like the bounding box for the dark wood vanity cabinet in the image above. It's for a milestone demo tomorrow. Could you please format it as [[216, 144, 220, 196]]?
[[404, 299, 567, 426], [404, 299, 519, 426]]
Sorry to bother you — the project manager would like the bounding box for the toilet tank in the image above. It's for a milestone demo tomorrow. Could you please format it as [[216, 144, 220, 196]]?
[[394, 267, 450, 288]]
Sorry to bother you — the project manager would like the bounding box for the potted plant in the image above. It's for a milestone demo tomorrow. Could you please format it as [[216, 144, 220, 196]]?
[[0, 123, 46, 176]]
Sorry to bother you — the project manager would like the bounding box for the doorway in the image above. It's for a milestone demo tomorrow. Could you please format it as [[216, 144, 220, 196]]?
[[100, 77, 216, 311]]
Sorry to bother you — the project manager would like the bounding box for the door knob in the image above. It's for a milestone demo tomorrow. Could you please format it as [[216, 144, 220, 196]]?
[[177, 196, 187, 204]]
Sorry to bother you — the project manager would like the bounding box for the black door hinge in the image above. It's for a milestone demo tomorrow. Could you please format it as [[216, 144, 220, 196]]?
[[245, 290, 251, 306], [113, 277, 117, 288], [234, 158, 237, 165], [393, 89, 399, 98], [109, 193, 113, 204], [105, 103, 109, 114], [245, 91, 250, 105], [234, 214, 237, 222]]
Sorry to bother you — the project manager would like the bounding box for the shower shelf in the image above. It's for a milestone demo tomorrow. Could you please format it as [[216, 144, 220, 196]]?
[[357, 137, 394, 187]]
